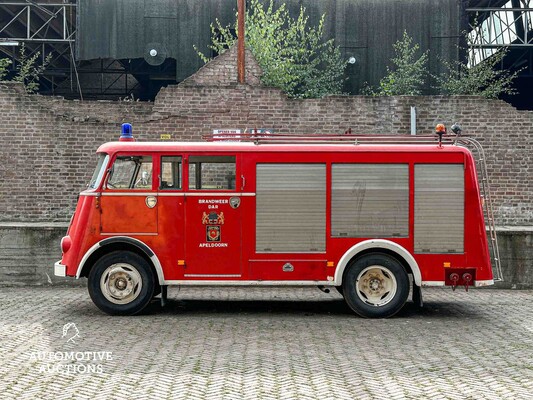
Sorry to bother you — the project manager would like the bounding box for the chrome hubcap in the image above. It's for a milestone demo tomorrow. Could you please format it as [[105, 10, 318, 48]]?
[[356, 265, 397, 307], [100, 263, 142, 305]]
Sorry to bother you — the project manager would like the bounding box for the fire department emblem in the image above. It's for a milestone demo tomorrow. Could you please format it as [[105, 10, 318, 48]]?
[[145, 196, 157, 209], [202, 211, 224, 225], [206, 225, 221, 242], [229, 197, 240, 209]]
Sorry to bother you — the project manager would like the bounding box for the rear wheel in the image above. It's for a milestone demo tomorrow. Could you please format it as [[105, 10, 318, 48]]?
[[88, 251, 155, 315], [342, 253, 409, 318]]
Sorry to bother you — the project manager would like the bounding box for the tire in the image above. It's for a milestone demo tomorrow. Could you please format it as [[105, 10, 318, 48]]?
[[342, 253, 409, 318], [88, 251, 155, 315], [153, 283, 162, 298]]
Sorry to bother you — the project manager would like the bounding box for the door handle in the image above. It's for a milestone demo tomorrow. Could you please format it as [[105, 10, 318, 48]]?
[[241, 175, 245, 191]]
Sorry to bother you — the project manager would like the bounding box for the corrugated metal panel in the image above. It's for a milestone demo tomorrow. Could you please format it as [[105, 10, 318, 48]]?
[[78, 0, 461, 90], [256, 164, 326, 252], [415, 164, 464, 253], [331, 164, 409, 237], [335, 0, 462, 94], [77, 0, 235, 81]]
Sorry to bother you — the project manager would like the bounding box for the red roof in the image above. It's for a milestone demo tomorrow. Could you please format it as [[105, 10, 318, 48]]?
[[97, 141, 471, 155]]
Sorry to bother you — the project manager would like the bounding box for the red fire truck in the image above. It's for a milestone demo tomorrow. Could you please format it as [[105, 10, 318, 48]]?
[[54, 124, 501, 318]]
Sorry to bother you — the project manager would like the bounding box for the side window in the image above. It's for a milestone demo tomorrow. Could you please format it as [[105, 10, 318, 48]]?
[[160, 156, 182, 190], [107, 156, 153, 190], [188, 156, 236, 190]]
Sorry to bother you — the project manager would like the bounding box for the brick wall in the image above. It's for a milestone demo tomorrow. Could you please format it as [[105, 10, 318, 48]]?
[[0, 47, 531, 226]]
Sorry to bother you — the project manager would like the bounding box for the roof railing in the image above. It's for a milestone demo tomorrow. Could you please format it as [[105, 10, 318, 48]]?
[[202, 132, 465, 146]]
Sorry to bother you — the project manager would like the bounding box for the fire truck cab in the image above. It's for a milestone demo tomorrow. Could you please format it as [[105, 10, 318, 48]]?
[[55, 125, 496, 318]]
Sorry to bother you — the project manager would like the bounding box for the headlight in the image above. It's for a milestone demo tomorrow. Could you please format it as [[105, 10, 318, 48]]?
[[61, 236, 72, 253]]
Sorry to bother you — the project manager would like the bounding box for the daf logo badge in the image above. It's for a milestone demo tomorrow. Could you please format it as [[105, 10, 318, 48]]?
[[282, 263, 294, 272], [145, 196, 157, 209], [229, 197, 241, 209]]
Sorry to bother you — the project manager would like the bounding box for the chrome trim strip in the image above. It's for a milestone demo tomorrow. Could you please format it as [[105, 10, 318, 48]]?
[[83, 192, 256, 197], [421, 281, 446, 287], [475, 279, 494, 287], [255, 252, 327, 255], [100, 233, 158, 236], [249, 259, 327, 262], [184, 274, 242, 278], [185, 192, 256, 197], [101, 192, 155, 196], [162, 280, 335, 286], [158, 193, 185, 197]]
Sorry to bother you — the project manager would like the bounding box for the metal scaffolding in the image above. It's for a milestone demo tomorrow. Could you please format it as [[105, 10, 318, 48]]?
[[467, 0, 533, 65], [0, 0, 79, 95], [0, 0, 175, 99], [0, 1, 76, 44]]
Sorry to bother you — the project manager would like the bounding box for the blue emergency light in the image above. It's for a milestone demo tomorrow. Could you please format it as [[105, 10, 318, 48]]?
[[119, 123, 134, 141]]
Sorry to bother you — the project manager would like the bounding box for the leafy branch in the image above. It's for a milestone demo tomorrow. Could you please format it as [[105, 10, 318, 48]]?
[[364, 31, 428, 96], [195, 0, 346, 98], [12, 43, 52, 93]]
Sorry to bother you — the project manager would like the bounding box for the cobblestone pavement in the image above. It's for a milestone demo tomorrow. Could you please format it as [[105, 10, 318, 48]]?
[[0, 286, 532, 400]]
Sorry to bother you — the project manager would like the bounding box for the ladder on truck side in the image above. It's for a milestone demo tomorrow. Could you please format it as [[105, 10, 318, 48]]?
[[205, 131, 504, 282], [454, 136, 503, 282]]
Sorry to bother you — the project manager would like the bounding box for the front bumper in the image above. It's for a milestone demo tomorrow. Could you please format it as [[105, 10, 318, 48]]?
[[54, 261, 66, 277]]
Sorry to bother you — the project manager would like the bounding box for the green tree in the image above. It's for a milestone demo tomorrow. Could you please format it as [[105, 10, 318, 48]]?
[[13, 43, 52, 93], [436, 47, 519, 99], [364, 31, 429, 96], [0, 58, 12, 81], [195, 0, 346, 98]]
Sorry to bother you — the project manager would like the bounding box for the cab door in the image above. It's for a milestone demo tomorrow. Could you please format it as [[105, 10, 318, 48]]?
[[156, 155, 185, 279], [100, 155, 157, 234], [183, 155, 242, 278]]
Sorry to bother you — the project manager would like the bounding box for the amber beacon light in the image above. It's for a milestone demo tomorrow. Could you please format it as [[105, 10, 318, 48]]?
[[435, 123, 446, 147]]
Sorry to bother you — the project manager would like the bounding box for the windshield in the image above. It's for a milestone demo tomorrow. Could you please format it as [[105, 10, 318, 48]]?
[[88, 154, 109, 189]]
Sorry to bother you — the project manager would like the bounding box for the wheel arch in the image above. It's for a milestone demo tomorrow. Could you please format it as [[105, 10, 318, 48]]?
[[334, 239, 421, 286], [76, 237, 164, 285]]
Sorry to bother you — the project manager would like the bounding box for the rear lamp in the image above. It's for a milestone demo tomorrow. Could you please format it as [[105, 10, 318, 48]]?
[[61, 236, 72, 253]]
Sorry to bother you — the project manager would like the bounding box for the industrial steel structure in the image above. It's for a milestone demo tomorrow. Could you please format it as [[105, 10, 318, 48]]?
[[0, 0, 532, 107], [0, 1, 78, 95], [467, 0, 533, 108]]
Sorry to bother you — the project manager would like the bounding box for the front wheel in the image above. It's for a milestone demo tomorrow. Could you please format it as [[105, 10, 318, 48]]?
[[342, 253, 409, 318], [88, 251, 155, 315]]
